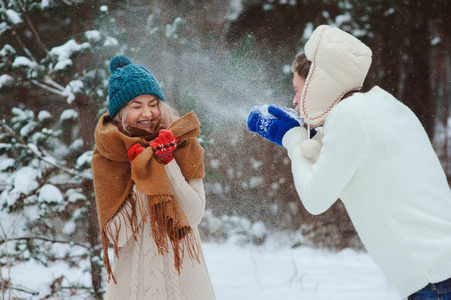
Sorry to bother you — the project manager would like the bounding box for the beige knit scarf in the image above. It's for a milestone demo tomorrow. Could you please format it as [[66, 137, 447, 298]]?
[[91, 111, 205, 283]]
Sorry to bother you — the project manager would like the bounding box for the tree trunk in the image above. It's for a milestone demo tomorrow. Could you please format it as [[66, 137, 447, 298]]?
[[401, 2, 434, 138], [83, 179, 103, 300], [73, 3, 103, 298]]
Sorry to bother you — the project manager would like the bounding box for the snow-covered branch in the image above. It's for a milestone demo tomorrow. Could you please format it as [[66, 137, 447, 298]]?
[[0, 119, 89, 179]]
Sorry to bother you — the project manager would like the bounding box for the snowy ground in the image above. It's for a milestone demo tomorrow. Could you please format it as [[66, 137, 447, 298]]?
[[204, 241, 399, 300], [4, 239, 400, 300]]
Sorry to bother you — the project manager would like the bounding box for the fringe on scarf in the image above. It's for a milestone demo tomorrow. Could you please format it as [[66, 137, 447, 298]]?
[[102, 191, 201, 284]]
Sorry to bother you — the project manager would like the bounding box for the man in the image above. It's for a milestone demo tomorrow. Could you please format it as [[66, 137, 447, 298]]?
[[247, 25, 451, 299]]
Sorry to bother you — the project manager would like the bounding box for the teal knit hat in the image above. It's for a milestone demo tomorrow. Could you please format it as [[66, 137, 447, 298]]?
[[108, 55, 165, 117]]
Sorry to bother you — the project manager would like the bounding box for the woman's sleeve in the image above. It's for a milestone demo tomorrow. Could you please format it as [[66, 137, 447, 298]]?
[[164, 160, 206, 226], [282, 102, 368, 215], [105, 199, 134, 247]]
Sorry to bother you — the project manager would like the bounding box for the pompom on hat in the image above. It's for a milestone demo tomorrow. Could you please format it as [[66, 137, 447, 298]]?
[[299, 25, 372, 126], [108, 55, 165, 118]]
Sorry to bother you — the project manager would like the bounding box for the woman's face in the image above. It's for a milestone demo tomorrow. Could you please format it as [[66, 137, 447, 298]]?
[[125, 94, 161, 131]]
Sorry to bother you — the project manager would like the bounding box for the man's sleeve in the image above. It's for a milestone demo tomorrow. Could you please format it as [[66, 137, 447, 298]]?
[[282, 101, 369, 215]]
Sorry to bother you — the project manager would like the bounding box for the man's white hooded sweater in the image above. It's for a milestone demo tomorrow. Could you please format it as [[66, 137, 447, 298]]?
[[283, 86, 451, 299]]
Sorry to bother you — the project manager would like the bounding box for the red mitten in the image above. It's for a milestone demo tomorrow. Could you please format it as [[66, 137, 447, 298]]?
[[127, 143, 144, 162], [150, 129, 178, 164]]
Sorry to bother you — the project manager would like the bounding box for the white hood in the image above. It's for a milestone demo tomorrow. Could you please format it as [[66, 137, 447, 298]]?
[[300, 25, 372, 126]]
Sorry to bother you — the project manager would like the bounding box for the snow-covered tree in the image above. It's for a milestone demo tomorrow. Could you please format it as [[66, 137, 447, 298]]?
[[0, 1, 186, 298]]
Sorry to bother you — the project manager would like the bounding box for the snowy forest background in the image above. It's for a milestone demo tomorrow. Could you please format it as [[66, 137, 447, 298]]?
[[0, 0, 450, 299]]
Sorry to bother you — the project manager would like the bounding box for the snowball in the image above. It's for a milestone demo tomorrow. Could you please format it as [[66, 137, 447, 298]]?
[[38, 184, 63, 203]]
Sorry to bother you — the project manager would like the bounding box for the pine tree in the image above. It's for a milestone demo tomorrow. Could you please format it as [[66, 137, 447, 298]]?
[[0, 1, 186, 298]]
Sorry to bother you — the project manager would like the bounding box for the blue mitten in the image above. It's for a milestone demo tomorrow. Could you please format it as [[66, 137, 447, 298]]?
[[247, 105, 303, 146]]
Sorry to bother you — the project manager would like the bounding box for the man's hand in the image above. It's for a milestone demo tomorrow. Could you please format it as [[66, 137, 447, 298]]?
[[247, 105, 303, 146], [149, 129, 178, 164]]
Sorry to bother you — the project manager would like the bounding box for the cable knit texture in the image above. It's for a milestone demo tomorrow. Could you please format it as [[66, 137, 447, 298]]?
[[104, 162, 215, 300], [108, 55, 165, 117], [283, 86, 451, 298]]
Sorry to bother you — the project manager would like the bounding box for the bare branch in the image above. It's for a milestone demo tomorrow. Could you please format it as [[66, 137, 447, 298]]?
[[0, 222, 12, 297], [11, 29, 36, 62], [16, 0, 52, 61], [0, 236, 90, 250], [31, 79, 66, 97], [8, 283, 39, 296], [43, 76, 66, 91], [0, 53, 13, 66]]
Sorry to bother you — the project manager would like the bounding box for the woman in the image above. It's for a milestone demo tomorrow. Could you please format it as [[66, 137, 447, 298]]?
[[91, 55, 216, 300], [248, 25, 451, 299]]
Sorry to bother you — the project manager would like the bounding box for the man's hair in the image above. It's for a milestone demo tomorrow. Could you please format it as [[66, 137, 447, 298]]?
[[291, 53, 311, 78]]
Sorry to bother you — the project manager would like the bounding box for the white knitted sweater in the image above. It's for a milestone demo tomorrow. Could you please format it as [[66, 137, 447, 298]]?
[[104, 160, 216, 300], [283, 86, 451, 299]]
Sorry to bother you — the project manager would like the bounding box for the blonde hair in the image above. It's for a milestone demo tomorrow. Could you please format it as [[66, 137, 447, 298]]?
[[114, 99, 180, 132]]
